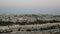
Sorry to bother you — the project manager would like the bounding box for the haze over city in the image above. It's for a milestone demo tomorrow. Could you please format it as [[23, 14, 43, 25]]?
[[0, 0, 60, 14]]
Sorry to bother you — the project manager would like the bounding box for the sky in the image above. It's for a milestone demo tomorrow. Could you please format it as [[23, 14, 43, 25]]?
[[0, 0, 60, 14]]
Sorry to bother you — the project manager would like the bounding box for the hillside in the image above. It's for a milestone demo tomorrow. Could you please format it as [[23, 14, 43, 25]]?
[[0, 14, 60, 34]]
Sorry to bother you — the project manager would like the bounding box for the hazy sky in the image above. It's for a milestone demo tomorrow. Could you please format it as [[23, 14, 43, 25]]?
[[0, 0, 60, 14]]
